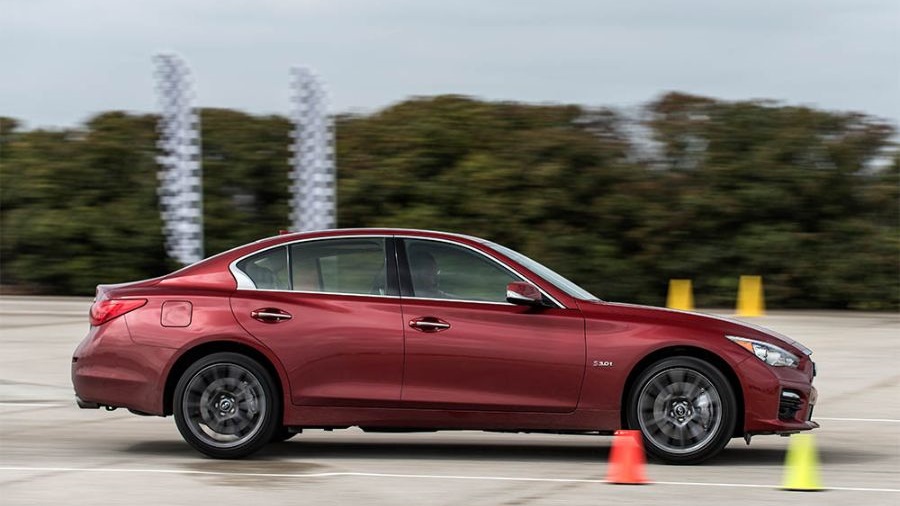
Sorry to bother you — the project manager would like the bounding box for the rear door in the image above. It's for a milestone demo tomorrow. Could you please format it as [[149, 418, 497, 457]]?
[[230, 236, 406, 407], [397, 237, 586, 412]]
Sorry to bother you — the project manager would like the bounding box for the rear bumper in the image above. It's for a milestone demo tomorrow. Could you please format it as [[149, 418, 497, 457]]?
[[75, 396, 100, 409], [71, 318, 174, 415]]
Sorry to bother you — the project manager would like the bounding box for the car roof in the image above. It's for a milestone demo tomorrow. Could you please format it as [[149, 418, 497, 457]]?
[[263, 228, 487, 244]]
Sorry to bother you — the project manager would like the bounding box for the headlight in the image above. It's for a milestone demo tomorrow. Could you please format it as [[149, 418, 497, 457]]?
[[726, 336, 799, 368]]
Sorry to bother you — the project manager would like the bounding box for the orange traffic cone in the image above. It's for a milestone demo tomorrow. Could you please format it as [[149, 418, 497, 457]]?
[[606, 430, 649, 485]]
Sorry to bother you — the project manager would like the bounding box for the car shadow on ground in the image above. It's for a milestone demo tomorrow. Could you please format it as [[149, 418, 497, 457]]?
[[127, 439, 611, 463], [126, 436, 885, 467], [714, 444, 881, 466]]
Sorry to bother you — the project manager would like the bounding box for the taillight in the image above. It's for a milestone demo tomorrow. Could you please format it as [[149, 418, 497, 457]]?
[[89, 299, 147, 326]]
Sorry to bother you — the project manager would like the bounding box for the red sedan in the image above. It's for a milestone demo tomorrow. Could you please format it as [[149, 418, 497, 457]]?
[[72, 228, 817, 463]]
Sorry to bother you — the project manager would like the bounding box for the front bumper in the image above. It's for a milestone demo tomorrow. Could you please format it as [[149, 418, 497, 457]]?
[[741, 354, 819, 434], [746, 384, 819, 435]]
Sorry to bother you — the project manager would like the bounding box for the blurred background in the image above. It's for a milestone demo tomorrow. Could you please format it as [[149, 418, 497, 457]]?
[[0, 0, 897, 309]]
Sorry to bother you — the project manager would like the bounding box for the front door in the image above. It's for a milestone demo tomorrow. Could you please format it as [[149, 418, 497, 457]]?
[[230, 237, 405, 407], [397, 238, 586, 412]]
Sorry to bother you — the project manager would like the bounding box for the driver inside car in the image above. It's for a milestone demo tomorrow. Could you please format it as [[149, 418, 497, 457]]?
[[409, 250, 451, 299]]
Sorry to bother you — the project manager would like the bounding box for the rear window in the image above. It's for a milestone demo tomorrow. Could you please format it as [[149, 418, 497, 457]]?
[[235, 246, 289, 290], [236, 239, 389, 295], [291, 238, 387, 295]]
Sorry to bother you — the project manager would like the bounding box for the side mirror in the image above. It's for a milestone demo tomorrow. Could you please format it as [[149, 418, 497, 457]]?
[[506, 281, 547, 307]]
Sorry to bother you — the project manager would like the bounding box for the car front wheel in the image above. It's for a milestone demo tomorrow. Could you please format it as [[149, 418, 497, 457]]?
[[626, 356, 736, 464], [173, 352, 279, 459]]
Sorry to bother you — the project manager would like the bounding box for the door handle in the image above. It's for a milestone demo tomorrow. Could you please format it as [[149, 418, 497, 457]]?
[[409, 317, 450, 332], [251, 308, 292, 323]]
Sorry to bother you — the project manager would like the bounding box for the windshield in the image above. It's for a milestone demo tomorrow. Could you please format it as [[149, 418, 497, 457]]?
[[484, 241, 599, 301]]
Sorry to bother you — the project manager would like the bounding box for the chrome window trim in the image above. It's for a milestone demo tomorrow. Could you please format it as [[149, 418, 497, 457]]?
[[400, 295, 517, 307], [231, 289, 517, 306], [235, 287, 401, 300], [232, 266, 256, 289], [228, 233, 566, 309]]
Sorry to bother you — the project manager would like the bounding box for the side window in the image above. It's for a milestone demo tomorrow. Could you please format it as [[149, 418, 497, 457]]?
[[236, 246, 290, 290], [290, 238, 388, 296], [404, 239, 518, 303]]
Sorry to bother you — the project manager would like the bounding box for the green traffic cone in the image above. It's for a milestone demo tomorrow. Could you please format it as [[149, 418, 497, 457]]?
[[782, 433, 824, 491]]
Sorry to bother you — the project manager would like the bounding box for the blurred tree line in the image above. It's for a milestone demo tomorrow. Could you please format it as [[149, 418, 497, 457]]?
[[1, 93, 897, 308]]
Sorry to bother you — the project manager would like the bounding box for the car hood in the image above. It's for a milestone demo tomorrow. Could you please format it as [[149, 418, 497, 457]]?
[[582, 301, 812, 356]]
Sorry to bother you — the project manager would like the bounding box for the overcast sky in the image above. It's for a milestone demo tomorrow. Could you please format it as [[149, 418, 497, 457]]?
[[2, 0, 898, 129]]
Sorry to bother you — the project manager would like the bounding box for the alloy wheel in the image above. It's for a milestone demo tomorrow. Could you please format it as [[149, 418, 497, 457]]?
[[181, 363, 268, 449], [636, 367, 723, 455]]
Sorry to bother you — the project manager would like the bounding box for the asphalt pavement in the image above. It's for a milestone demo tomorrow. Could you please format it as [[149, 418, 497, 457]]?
[[0, 296, 897, 505]]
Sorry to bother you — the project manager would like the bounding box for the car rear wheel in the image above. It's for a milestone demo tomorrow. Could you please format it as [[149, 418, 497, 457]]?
[[173, 352, 279, 459], [626, 356, 736, 464]]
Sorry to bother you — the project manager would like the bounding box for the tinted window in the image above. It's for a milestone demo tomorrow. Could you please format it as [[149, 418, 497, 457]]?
[[404, 239, 518, 303], [236, 246, 290, 290], [291, 238, 388, 296]]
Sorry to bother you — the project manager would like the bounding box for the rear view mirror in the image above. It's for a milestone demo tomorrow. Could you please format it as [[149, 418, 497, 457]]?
[[506, 281, 547, 307]]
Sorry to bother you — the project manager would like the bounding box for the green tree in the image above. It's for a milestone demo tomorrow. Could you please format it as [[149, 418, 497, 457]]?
[[1, 113, 168, 293], [0, 109, 293, 293], [1, 94, 897, 309], [641, 93, 898, 308], [200, 109, 292, 255]]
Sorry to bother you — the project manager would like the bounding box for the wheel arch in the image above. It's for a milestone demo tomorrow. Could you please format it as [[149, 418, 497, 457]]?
[[162, 340, 288, 418], [620, 345, 745, 438]]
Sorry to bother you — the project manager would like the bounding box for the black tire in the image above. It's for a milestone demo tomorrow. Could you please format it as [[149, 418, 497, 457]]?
[[173, 352, 279, 459], [626, 356, 736, 465]]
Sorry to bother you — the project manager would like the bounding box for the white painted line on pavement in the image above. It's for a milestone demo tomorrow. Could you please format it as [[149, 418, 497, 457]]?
[[817, 417, 900, 423], [656, 481, 899, 493], [0, 466, 897, 493], [0, 402, 65, 407], [0, 310, 85, 316]]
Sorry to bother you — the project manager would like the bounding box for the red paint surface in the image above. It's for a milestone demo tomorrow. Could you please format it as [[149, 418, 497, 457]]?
[[72, 228, 817, 436]]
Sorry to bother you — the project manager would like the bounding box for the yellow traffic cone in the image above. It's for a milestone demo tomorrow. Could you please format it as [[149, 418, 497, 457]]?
[[782, 434, 824, 491], [737, 275, 765, 317], [666, 279, 694, 311]]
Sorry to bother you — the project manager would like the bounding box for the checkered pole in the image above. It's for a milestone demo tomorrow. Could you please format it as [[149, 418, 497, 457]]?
[[154, 54, 204, 265], [289, 67, 336, 232]]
